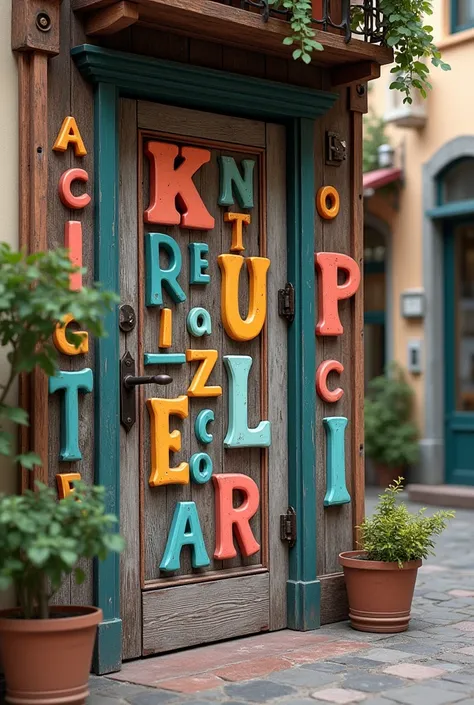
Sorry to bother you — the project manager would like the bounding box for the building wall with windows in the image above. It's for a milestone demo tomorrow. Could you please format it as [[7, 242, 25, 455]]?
[[365, 0, 474, 485]]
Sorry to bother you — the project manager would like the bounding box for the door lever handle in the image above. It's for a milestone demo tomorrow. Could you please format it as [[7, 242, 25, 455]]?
[[124, 374, 173, 388], [120, 351, 174, 433]]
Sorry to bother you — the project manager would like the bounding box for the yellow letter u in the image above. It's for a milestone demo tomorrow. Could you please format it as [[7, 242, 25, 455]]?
[[218, 254, 270, 342]]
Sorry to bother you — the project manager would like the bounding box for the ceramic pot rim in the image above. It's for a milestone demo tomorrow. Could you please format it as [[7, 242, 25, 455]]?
[[339, 550, 422, 571], [0, 605, 103, 633]]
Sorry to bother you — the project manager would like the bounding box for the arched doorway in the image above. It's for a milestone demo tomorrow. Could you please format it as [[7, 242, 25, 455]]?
[[440, 158, 474, 484]]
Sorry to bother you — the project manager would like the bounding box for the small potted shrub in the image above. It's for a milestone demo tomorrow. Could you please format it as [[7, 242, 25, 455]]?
[[339, 478, 454, 633], [0, 244, 122, 704], [365, 363, 419, 488]]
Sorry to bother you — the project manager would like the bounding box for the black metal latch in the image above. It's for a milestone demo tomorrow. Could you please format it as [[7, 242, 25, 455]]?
[[120, 351, 172, 433], [278, 282, 295, 323], [280, 507, 297, 547]]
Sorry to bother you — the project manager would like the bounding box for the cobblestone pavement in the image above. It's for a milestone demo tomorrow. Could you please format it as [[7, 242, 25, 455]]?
[[86, 490, 474, 704]]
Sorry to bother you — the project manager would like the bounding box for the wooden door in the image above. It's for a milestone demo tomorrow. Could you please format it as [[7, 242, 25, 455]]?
[[118, 100, 289, 658]]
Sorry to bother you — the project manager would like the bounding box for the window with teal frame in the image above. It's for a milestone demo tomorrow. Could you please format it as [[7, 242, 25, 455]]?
[[452, 0, 474, 33]]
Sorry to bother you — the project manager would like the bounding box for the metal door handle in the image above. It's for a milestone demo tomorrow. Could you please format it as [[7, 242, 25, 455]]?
[[120, 351, 174, 433], [124, 374, 173, 389]]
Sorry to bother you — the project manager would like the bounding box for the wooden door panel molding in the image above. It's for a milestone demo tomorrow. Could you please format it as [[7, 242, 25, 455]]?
[[143, 573, 270, 655]]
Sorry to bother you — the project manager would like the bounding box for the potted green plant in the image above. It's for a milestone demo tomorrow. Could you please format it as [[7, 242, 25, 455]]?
[[365, 363, 419, 488], [0, 243, 122, 705], [339, 478, 454, 633]]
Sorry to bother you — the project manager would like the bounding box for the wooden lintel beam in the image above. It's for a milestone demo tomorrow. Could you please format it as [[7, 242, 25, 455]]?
[[73, 0, 394, 67], [330, 60, 380, 87], [86, 1, 139, 36]]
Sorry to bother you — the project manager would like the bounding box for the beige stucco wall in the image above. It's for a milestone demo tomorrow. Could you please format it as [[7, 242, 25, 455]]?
[[0, 0, 19, 496], [366, 0, 474, 434], [0, 0, 19, 610]]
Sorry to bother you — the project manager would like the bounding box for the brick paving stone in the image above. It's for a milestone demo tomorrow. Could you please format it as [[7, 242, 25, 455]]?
[[278, 700, 318, 705], [301, 663, 348, 674], [342, 674, 405, 692], [90, 677, 117, 691], [99, 684, 151, 699], [223, 680, 297, 702], [455, 623, 474, 633], [383, 663, 446, 680], [382, 684, 467, 705], [388, 641, 441, 656], [360, 648, 417, 664], [210, 656, 289, 682], [88, 696, 126, 705], [329, 655, 385, 668], [459, 647, 474, 656], [425, 593, 453, 601], [269, 668, 337, 688], [438, 652, 474, 665], [442, 673, 474, 686], [450, 591, 474, 598], [156, 675, 224, 694], [310, 687, 366, 703], [423, 661, 464, 672], [125, 692, 179, 705], [428, 680, 474, 694]]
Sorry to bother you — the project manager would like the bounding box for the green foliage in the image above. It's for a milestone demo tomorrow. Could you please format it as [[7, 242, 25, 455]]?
[[359, 477, 454, 566], [268, 0, 323, 63], [364, 362, 419, 468], [379, 0, 451, 105], [0, 244, 122, 618], [363, 113, 388, 173], [274, 0, 450, 102], [0, 243, 118, 467], [0, 481, 124, 619]]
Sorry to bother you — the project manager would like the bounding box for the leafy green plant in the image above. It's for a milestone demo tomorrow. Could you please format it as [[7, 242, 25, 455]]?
[[359, 477, 454, 566], [0, 243, 123, 618], [0, 481, 124, 619], [365, 362, 419, 469], [0, 243, 117, 469], [268, 0, 323, 63], [363, 112, 389, 173], [269, 0, 450, 101]]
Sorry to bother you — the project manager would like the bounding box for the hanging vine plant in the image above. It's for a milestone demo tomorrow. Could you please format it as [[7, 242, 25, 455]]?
[[267, 0, 451, 103]]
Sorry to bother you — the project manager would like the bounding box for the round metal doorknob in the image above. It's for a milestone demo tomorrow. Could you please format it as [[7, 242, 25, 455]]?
[[123, 374, 173, 389]]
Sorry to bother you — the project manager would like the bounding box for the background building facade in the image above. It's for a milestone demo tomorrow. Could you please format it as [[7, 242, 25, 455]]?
[[365, 0, 474, 486]]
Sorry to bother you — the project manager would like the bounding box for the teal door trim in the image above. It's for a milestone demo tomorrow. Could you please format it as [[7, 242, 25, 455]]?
[[73, 44, 337, 673], [443, 219, 474, 485]]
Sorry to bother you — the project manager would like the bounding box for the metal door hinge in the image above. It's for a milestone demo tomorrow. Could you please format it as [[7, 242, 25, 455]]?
[[280, 507, 297, 547], [278, 283, 295, 322]]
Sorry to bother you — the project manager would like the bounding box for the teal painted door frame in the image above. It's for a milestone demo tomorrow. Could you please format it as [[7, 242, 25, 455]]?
[[443, 218, 474, 485], [72, 44, 337, 674]]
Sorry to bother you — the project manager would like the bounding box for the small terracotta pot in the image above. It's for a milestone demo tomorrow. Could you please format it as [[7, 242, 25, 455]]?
[[339, 551, 421, 633], [375, 464, 403, 489], [0, 605, 102, 705]]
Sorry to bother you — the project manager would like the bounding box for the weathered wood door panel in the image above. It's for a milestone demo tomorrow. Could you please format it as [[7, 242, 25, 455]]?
[[119, 100, 288, 658]]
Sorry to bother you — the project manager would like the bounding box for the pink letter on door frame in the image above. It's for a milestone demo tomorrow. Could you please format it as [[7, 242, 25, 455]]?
[[65, 221, 83, 291], [315, 252, 361, 336], [144, 142, 215, 230], [316, 359, 344, 403], [58, 168, 91, 210], [213, 473, 260, 560]]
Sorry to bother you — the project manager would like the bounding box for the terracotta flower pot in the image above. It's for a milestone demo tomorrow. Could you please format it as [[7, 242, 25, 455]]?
[[375, 464, 403, 489], [0, 605, 102, 705], [339, 551, 421, 633]]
